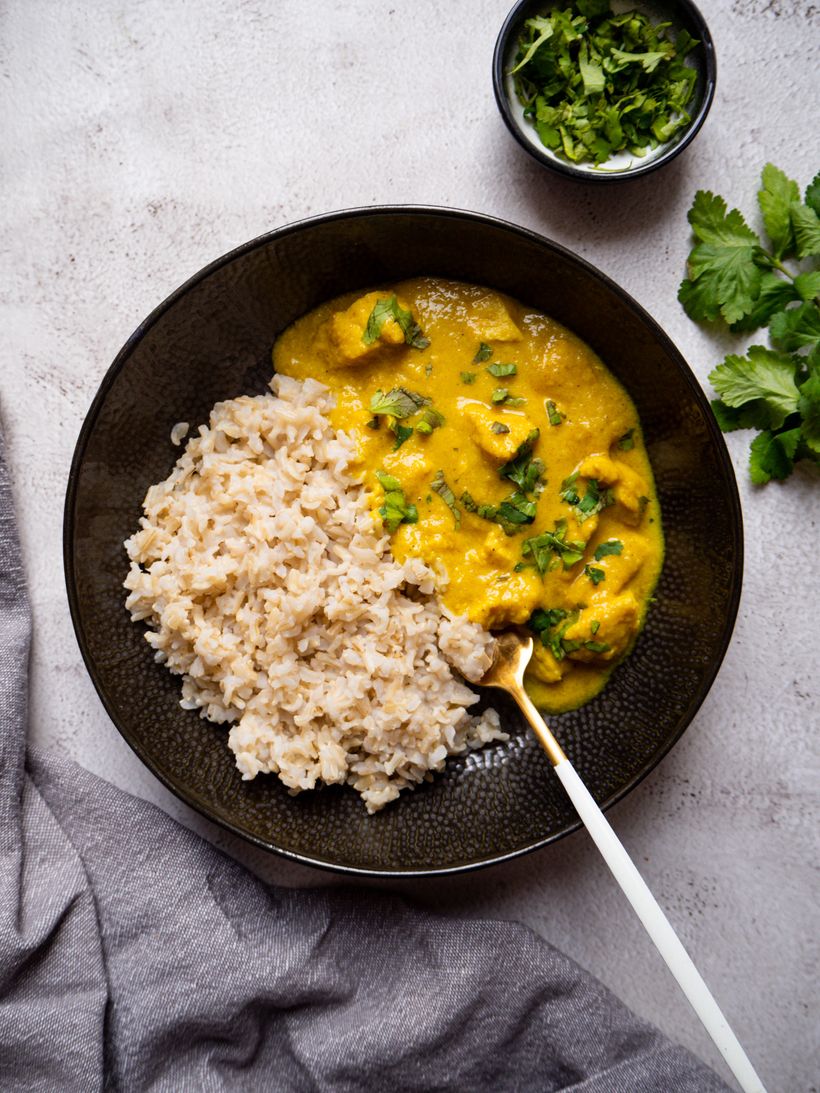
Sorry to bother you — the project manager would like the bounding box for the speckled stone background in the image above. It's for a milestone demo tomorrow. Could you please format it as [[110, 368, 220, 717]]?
[[1, 1, 817, 1088]]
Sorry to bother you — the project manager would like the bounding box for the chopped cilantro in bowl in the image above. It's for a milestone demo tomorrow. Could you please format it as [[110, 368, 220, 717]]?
[[492, 0, 716, 181]]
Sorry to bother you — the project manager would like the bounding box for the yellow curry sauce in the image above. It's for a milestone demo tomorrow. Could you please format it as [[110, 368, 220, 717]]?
[[273, 278, 664, 712]]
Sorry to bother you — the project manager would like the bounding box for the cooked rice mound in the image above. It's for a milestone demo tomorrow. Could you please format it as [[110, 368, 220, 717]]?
[[123, 375, 504, 812]]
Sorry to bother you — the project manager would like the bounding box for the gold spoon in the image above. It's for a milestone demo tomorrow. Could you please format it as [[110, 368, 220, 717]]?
[[475, 629, 766, 1093]]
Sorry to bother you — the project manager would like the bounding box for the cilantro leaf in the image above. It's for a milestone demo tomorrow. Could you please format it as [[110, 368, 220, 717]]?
[[490, 422, 510, 434], [798, 369, 820, 455], [794, 272, 820, 303], [431, 471, 461, 529], [790, 201, 820, 259], [683, 191, 764, 325], [498, 430, 544, 493], [498, 493, 538, 524], [585, 564, 606, 585], [806, 171, 820, 217], [748, 428, 801, 484], [609, 47, 668, 73], [708, 347, 801, 429], [369, 388, 429, 419], [546, 400, 564, 426], [473, 342, 493, 364], [769, 303, 820, 351], [363, 295, 430, 349], [730, 271, 800, 333], [709, 397, 773, 433], [392, 424, 413, 450], [594, 539, 623, 561], [487, 362, 517, 378], [420, 407, 445, 430], [616, 428, 634, 450], [757, 163, 799, 258], [375, 470, 418, 533], [510, 15, 554, 75], [560, 473, 613, 522], [522, 519, 586, 575], [460, 371, 477, 384]]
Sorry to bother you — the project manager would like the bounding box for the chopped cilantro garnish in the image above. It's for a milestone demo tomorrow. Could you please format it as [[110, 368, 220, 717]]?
[[511, 2, 699, 168], [617, 428, 634, 450], [499, 430, 544, 493], [431, 471, 461, 529], [522, 519, 586, 575], [584, 640, 611, 654], [362, 295, 430, 349], [490, 421, 511, 434], [415, 407, 445, 437], [376, 471, 401, 492], [530, 607, 568, 632], [594, 538, 623, 561], [460, 489, 536, 536], [460, 371, 477, 384], [560, 474, 614, 522], [473, 342, 493, 364], [590, 619, 600, 635], [366, 417, 380, 430], [546, 400, 564, 426], [487, 362, 517, 378], [375, 470, 418, 533], [369, 388, 429, 419], [392, 424, 413, 450], [491, 387, 527, 407], [584, 564, 606, 585], [527, 606, 583, 661]]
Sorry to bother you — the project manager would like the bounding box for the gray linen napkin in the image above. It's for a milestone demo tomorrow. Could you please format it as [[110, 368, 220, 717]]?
[[0, 430, 729, 1092]]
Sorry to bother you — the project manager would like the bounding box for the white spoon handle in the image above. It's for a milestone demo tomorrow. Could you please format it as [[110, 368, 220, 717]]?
[[553, 756, 767, 1093]]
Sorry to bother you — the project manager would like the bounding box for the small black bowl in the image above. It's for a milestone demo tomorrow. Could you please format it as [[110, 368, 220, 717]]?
[[493, 0, 717, 183], [64, 207, 742, 876]]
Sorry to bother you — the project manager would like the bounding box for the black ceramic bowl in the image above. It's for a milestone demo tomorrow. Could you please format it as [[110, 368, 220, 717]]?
[[64, 207, 742, 876], [493, 0, 716, 182]]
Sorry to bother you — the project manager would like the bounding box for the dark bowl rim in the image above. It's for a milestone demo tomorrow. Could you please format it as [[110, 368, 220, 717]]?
[[63, 204, 743, 878], [492, 0, 717, 183]]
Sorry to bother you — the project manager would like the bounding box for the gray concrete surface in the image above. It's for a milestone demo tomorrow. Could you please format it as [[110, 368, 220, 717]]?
[[1, 2, 818, 1089]]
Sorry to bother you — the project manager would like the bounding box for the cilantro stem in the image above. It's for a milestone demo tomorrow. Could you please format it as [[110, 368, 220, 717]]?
[[770, 258, 796, 281]]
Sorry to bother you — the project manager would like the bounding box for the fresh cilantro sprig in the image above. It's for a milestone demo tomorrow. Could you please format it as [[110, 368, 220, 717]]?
[[679, 163, 820, 484]]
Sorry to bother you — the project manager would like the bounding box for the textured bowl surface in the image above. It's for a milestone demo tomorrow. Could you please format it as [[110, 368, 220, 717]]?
[[64, 207, 742, 876], [493, 0, 717, 182]]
